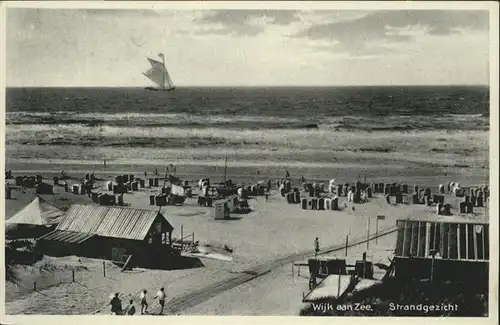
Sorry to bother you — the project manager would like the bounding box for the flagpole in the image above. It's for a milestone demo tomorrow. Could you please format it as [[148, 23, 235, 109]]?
[[223, 152, 228, 183]]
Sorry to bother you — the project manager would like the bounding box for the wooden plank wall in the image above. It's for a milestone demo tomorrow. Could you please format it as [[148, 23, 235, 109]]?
[[395, 220, 489, 261]]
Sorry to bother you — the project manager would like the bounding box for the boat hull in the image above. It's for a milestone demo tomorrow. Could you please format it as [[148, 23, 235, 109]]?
[[145, 87, 176, 92]]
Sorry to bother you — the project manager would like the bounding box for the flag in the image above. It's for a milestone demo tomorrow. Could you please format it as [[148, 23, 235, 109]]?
[[377, 215, 386, 220]]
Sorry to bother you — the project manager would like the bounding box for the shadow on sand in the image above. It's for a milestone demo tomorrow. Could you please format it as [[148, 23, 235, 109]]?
[[134, 255, 205, 271]]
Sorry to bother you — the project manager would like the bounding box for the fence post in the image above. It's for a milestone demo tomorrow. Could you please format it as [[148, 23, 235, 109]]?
[[345, 234, 349, 256], [366, 218, 370, 250], [292, 263, 294, 278], [192, 232, 195, 243], [34, 281, 36, 291], [72, 269, 75, 282], [103, 261, 106, 277]]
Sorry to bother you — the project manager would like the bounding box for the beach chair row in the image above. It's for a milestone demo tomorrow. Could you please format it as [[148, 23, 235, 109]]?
[[301, 197, 340, 211]]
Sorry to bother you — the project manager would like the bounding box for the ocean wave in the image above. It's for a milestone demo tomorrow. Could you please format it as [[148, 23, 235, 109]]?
[[5, 112, 489, 132], [6, 112, 319, 129]]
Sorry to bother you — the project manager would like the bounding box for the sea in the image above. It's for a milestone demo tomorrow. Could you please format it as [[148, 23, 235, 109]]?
[[4, 86, 490, 179], [6, 86, 489, 129]]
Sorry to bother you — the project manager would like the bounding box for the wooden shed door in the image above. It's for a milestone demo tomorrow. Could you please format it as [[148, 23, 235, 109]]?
[[112, 247, 127, 262]]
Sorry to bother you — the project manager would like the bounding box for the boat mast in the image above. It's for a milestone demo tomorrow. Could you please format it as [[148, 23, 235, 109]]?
[[161, 54, 166, 90]]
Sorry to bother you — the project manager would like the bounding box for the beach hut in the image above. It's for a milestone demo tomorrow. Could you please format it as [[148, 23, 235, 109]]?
[[453, 186, 463, 197], [117, 194, 124, 206], [37, 204, 175, 268], [155, 195, 167, 206], [99, 193, 116, 206], [394, 218, 489, 289], [91, 192, 99, 203], [436, 203, 442, 215], [36, 182, 54, 195], [324, 198, 331, 210], [301, 198, 308, 210], [5, 197, 65, 239], [318, 198, 325, 210], [331, 196, 339, 211], [279, 184, 286, 197], [433, 195, 445, 205], [23, 177, 36, 188], [213, 201, 230, 220], [337, 184, 343, 197], [294, 191, 300, 204], [347, 190, 353, 203], [329, 179, 335, 193], [424, 195, 431, 206], [311, 198, 318, 210], [308, 186, 315, 198]]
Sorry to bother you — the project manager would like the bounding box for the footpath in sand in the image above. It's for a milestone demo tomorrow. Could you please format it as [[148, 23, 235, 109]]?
[[4, 175, 489, 315]]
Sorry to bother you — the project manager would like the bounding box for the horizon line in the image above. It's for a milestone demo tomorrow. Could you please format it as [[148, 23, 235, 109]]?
[[5, 84, 490, 88]]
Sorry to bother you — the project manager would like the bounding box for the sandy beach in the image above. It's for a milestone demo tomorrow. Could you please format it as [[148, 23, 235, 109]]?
[[3, 4, 494, 318], [4, 163, 489, 315]]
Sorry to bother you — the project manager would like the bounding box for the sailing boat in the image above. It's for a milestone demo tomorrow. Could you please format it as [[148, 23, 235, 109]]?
[[143, 53, 176, 91]]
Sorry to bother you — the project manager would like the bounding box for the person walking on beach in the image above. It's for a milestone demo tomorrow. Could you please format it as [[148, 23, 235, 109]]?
[[110, 293, 122, 315], [154, 287, 167, 315], [314, 237, 320, 257], [265, 194, 268, 202], [140, 289, 149, 314], [123, 299, 136, 316]]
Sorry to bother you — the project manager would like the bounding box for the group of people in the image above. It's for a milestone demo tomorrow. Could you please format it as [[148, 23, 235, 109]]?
[[110, 287, 167, 316]]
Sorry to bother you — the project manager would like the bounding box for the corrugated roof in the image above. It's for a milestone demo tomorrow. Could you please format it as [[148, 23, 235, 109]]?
[[56, 205, 173, 241], [39, 230, 95, 244]]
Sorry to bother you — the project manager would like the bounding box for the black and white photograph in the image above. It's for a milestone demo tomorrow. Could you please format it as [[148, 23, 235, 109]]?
[[1, 1, 498, 320]]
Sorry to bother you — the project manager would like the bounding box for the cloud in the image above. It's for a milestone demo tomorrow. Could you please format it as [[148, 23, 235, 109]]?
[[295, 10, 489, 56], [78, 9, 161, 18], [194, 10, 301, 36]]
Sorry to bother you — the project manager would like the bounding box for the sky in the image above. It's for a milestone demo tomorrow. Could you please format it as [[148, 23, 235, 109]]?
[[5, 5, 492, 87]]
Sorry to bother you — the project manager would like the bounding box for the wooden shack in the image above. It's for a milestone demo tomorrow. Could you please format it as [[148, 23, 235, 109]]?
[[393, 219, 489, 289], [37, 204, 176, 268]]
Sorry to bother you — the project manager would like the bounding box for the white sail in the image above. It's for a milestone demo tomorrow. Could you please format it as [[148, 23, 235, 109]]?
[[143, 55, 175, 90], [165, 70, 175, 89]]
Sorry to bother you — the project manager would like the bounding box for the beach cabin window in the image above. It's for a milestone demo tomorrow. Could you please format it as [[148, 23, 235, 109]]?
[[475, 225, 484, 260]]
